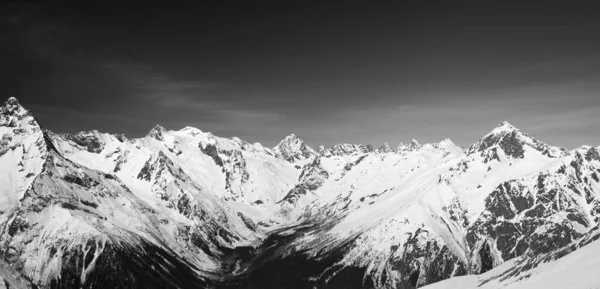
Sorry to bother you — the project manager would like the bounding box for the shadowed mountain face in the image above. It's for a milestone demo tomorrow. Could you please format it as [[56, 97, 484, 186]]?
[[1, 97, 600, 288]]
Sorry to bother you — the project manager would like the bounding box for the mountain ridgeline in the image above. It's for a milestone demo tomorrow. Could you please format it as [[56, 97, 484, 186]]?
[[0, 97, 599, 288]]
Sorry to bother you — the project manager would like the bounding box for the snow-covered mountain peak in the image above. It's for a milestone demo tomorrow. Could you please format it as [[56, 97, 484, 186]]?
[[273, 133, 316, 162], [437, 138, 455, 147], [3, 96, 25, 113], [397, 142, 407, 151], [483, 121, 520, 138], [178, 126, 203, 136], [147, 124, 167, 140], [276, 133, 301, 146], [495, 120, 516, 130], [468, 121, 564, 159], [320, 143, 373, 157], [408, 138, 422, 150], [436, 138, 463, 155], [1, 97, 34, 127], [376, 142, 394, 153]]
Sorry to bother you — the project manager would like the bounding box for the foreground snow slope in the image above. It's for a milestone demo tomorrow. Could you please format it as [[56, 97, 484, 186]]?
[[424, 227, 600, 289]]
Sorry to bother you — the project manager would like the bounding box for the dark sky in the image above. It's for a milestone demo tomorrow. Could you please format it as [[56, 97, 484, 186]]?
[[2, 1, 600, 149]]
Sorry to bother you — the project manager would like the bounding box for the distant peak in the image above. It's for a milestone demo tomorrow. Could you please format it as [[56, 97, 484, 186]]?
[[273, 133, 316, 162], [437, 138, 455, 147], [490, 121, 519, 134], [150, 124, 166, 132], [436, 139, 463, 155], [147, 125, 166, 140], [179, 126, 203, 134], [3, 96, 25, 112], [497, 121, 517, 129], [397, 142, 407, 151], [277, 133, 303, 145], [6, 96, 19, 105], [498, 120, 512, 127], [468, 121, 564, 159], [323, 143, 371, 156], [408, 139, 421, 149], [0, 97, 43, 135], [1, 96, 32, 126], [377, 142, 393, 153], [282, 133, 299, 141]]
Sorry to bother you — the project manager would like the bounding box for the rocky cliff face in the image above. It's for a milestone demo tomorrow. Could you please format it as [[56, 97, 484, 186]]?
[[1, 98, 600, 289]]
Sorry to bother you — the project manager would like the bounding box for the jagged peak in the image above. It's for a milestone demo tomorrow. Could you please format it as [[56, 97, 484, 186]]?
[[277, 133, 302, 145], [486, 121, 519, 136], [397, 142, 407, 151], [273, 133, 316, 162], [149, 124, 166, 132], [2, 96, 28, 117], [469, 121, 564, 159], [5, 96, 20, 106], [147, 125, 167, 140], [377, 142, 393, 153], [274, 133, 305, 149], [1, 96, 40, 131], [318, 145, 326, 153], [498, 120, 514, 128], [408, 139, 422, 149], [321, 143, 371, 157]]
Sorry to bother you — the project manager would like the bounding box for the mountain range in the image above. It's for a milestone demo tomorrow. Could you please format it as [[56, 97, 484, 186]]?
[[1, 97, 599, 288]]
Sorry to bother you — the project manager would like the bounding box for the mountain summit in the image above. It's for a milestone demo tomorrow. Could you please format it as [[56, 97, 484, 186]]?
[[273, 133, 317, 162], [1, 97, 32, 126], [468, 121, 565, 158]]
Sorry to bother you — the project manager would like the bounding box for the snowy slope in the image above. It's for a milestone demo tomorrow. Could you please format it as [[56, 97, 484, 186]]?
[[424, 227, 600, 289]]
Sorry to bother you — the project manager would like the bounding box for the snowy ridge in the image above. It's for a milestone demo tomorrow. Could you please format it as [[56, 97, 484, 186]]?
[[1, 98, 600, 288], [0, 97, 47, 213]]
